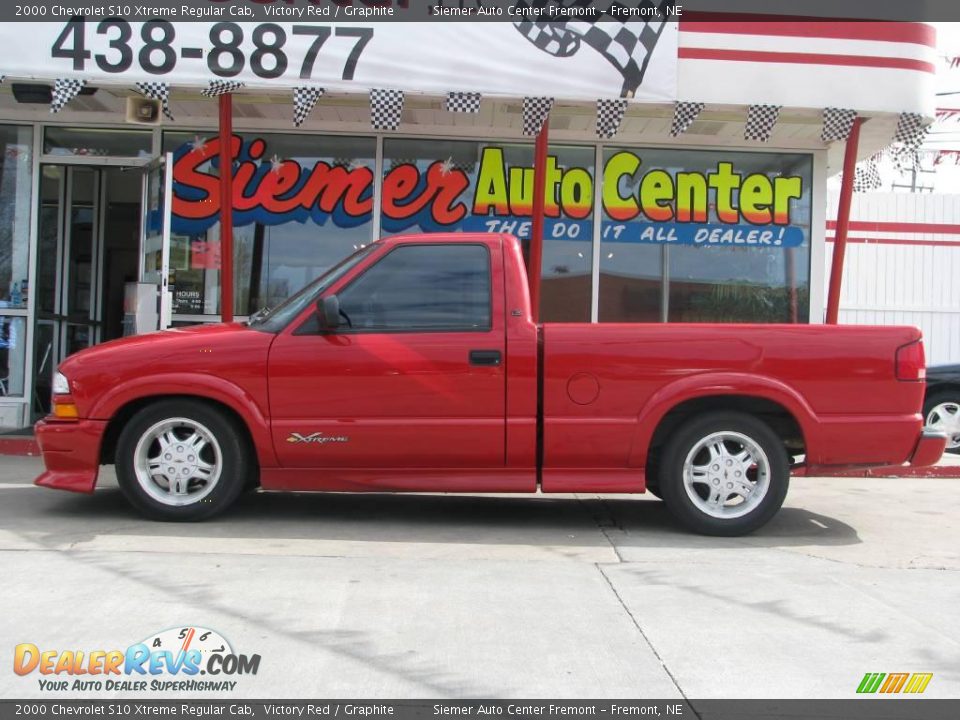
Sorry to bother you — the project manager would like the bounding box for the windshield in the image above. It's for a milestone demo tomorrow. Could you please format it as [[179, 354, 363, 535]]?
[[248, 243, 379, 333]]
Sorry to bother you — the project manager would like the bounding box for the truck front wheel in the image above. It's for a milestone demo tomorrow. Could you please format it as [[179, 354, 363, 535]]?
[[115, 400, 252, 521], [658, 412, 789, 536]]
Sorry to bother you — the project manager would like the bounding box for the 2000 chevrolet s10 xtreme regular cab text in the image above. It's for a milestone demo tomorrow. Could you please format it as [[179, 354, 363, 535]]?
[[34, 233, 947, 535]]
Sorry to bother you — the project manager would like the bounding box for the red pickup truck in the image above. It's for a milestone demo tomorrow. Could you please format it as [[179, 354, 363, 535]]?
[[35, 233, 945, 535]]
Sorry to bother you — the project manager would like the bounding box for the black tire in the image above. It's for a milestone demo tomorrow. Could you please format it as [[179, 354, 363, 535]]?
[[923, 391, 960, 455], [643, 453, 663, 499], [115, 399, 253, 521], [658, 412, 789, 536]]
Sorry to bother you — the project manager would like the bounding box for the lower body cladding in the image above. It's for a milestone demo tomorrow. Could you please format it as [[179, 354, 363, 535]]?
[[32, 409, 946, 536]]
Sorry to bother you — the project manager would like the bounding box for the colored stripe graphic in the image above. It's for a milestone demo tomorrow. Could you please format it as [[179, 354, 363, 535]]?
[[857, 672, 886, 693], [904, 673, 934, 694], [880, 673, 909, 693]]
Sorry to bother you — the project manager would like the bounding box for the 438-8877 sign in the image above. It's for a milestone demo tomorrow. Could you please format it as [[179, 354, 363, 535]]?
[[9, 17, 678, 101]]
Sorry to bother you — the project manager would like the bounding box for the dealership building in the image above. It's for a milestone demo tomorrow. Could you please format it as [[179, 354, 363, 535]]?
[[0, 11, 936, 429]]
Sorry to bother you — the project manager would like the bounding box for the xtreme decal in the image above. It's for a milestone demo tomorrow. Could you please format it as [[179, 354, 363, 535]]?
[[171, 137, 807, 248]]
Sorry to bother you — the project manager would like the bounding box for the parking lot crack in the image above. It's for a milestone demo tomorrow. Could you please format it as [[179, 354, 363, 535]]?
[[576, 495, 625, 563], [595, 564, 701, 718]]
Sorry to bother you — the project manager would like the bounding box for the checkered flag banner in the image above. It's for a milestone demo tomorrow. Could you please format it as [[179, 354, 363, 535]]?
[[893, 112, 929, 151], [513, 0, 672, 98], [744, 104, 781, 142], [201, 80, 244, 97], [371, 88, 404, 131], [446, 92, 482, 114], [50, 79, 86, 113], [293, 86, 325, 127], [821, 107, 857, 142], [135, 81, 174, 120], [670, 101, 704, 137], [853, 158, 882, 192], [452, 158, 477, 174], [596, 98, 628, 139], [890, 145, 922, 173], [523, 97, 554, 136]]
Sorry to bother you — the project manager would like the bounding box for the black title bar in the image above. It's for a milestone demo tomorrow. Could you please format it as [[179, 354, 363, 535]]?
[[3, 0, 960, 22]]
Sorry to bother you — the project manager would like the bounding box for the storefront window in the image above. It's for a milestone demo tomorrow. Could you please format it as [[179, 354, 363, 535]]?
[[163, 132, 376, 316], [599, 148, 813, 323], [0, 125, 33, 312], [380, 139, 593, 322], [44, 127, 152, 158]]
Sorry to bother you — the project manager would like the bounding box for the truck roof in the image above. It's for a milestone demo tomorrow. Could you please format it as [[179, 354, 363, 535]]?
[[381, 232, 518, 246]]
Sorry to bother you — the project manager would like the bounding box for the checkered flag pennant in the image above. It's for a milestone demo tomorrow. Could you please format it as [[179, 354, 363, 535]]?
[[50, 78, 86, 113], [745, 104, 781, 142], [371, 88, 404, 131], [670, 101, 704, 137], [293, 86, 325, 127], [596, 98, 628, 139], [513, 0, 672, 98], [452, 158, 477, 174], [446, 92, 482, 114], [523, 97, 554, 136], [853, 158, 882, 192], [201, 80, 244, 98], [135, 81, 174, 120], [821, 107, 857, 142], [890, 145, 922, 173], [893, 112, 928, 151]]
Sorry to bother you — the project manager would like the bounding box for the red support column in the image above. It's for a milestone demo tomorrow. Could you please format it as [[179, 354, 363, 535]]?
[[218, 94, 234, 324], [825, 117, 863, 324], [529, 118, 549, 323]]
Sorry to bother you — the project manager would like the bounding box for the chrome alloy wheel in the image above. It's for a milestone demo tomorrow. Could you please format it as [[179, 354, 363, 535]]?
[[133, 417, 223, 506], [926, 401, 960, 450], [683, 431, 771, 519]]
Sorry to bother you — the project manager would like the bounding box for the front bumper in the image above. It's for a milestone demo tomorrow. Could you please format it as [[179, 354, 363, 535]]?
[[34, 418, 107, 494]]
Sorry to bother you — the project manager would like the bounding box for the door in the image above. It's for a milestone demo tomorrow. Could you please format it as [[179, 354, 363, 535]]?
[[139, 154, 174, 330], [32, 164, 147, 418], [32, 165, 105, 418], [268, 242, 507, 470]]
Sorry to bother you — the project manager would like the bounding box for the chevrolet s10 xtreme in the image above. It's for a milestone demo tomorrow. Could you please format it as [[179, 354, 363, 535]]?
[[35, 233, 946, 535]]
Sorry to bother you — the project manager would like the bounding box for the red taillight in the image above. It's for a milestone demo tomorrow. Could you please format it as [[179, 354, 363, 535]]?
[[895, 340, 926, 382]]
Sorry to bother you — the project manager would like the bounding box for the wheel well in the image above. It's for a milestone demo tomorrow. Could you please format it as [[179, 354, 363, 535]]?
[[99, 395, 259, 469], [647, 395, 806, 465], [926, 383, 960, 403]]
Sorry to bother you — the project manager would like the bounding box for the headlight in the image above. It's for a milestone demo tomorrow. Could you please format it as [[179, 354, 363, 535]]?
[[52, 371, 71, 395]]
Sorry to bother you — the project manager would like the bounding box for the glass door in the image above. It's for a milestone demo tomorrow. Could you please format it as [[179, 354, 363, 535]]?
[[33, 165, 104, 418], [140, 154, 174, 330]]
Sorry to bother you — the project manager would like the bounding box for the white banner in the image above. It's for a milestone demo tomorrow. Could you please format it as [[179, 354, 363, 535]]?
[[3, 19, 677, 102]]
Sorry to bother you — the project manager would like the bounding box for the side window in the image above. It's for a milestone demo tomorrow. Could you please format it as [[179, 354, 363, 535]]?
[[338, 245, 491, 331]]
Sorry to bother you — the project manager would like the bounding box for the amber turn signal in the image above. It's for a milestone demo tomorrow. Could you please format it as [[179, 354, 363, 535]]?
[[52, 398, 79, 420]]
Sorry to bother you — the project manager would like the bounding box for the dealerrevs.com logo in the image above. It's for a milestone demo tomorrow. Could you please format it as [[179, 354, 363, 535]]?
[[13, 626, 261, 693]]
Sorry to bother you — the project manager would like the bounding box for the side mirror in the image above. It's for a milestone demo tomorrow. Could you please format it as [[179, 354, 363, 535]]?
[[318, 294, 342, 330]]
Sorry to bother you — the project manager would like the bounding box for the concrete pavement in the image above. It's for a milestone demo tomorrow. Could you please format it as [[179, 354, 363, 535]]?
[[0, 456, 957, 700]]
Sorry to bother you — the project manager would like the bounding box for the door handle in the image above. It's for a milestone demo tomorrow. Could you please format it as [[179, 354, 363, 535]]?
[[469, 349, 502, 366]]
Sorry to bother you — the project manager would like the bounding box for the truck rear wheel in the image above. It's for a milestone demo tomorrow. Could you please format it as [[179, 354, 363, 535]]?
[[115, 399, 252, 521], [658, 412, 789, 536]]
